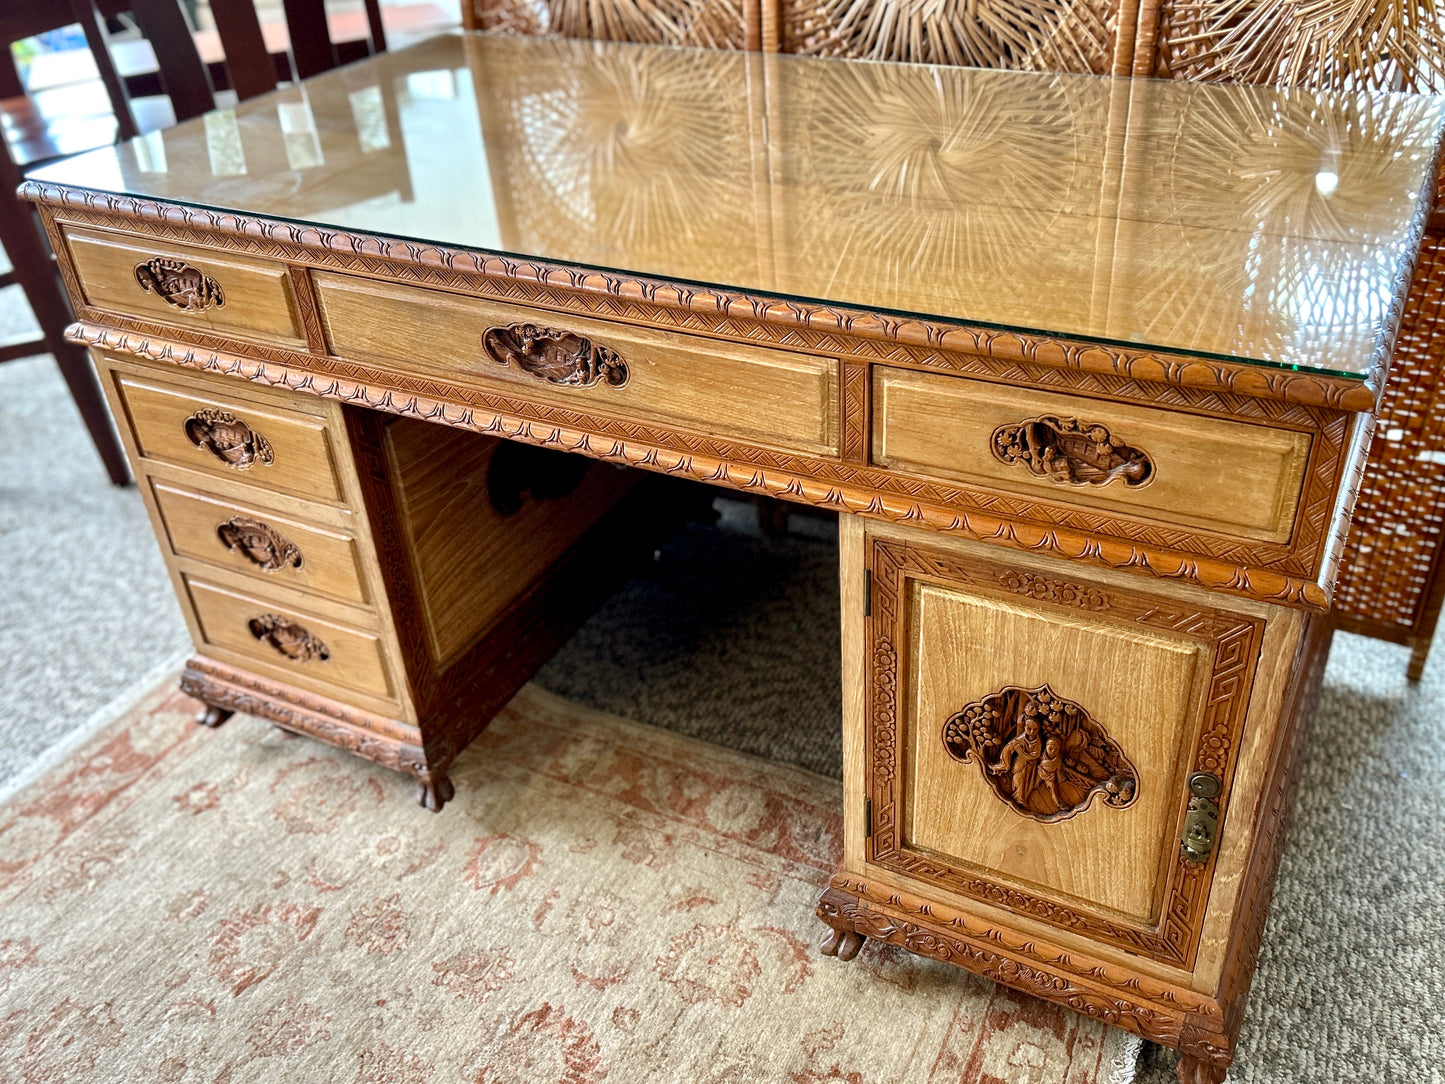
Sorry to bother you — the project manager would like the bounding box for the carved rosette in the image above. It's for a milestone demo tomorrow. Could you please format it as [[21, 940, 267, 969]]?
[[184, 408, 274, 469], [482, 322, 629, 388], [247, 614, 330, 663], [134, 257, 225, 312], [992, 416, 1153, 488], [216, 517, 303, 572], [943, 684, 1138, 822]]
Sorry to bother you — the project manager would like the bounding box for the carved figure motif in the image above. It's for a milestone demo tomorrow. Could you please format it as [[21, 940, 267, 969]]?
[[183, 408, 274, 469], [216, 517, 303, 571], [134, 257, 225, 311], [482, 322, 629, 388], [992, 416, 1154, 488], [943, 684, 1138, 821], [247, 614, 330, 663]]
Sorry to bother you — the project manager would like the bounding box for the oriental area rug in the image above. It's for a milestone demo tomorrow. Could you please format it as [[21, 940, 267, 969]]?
[[0, 679, 1138, 1083]]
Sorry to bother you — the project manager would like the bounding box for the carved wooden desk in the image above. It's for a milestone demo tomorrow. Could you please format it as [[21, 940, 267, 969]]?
[[23, 33, 1445, 1083]]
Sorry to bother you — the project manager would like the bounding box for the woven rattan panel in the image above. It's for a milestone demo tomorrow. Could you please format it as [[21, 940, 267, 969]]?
[[778, 0, 1120, 73], [468, 0, 747, 48], [1332, 230, 1445, 639]]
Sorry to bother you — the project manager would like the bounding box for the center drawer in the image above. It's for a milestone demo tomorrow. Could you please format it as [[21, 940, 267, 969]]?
[[313, 272, 840, 457]]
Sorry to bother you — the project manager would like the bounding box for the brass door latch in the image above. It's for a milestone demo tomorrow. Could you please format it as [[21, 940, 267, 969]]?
[[1181, 771, 1221, 862]]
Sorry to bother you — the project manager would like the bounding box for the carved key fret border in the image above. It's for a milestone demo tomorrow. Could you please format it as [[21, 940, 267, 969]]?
[[864, 537, 1264, 968]]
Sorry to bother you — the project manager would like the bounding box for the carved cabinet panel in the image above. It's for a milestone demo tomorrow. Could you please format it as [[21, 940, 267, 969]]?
[[859, 529, 1264, 968]]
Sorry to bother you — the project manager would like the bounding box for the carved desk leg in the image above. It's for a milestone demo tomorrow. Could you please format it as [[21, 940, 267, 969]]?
[[416, 772, 456, 813], [1176, 1054, 1229, 1084], [818, 926, 866, 962], [194, 704, 234, 728]]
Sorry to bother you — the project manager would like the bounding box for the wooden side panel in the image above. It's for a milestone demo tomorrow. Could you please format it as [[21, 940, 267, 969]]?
[[111, 373, 347, 504], [382, 418, 640, 667], [315, 272, 841, 457], [151, 481, 370, 606], [905, 582, 1204, 922], [873, 366, 1312, 543], [62, 227, 304, 346]]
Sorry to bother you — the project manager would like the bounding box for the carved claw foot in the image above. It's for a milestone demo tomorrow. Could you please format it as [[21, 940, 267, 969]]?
[[819, 927, 866, 961], [1176, 1055, 1228, 1084], [416, 773, 456, 813], [195, 705, 234, 728]]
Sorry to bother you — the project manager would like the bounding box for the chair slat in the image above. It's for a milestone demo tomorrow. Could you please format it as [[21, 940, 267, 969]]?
[[129, 0, 215, 122], [282, 0, 338, 80], [210, 0, 278, 100]]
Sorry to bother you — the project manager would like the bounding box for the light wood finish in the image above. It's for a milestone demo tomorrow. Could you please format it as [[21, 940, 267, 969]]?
[[315, 273, 841, 457], [905, 581, 1204, 922], [109, 370, 347, 504], [873, 367, 1313, 543], [383, 418, 640, 667], [150, 480, 371, 606], [63, 227, 305, 347], [183, 573, 397, 703]]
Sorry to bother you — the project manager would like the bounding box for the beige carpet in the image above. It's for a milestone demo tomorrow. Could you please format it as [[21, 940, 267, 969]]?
[[0, 678, 1138, 1083]]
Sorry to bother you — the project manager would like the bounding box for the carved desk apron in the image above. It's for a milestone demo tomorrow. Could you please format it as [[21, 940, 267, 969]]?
[[22, 32, 1445, 1084]]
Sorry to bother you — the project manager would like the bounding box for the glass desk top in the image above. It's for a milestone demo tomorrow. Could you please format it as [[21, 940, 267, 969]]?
[[26, 32, 1445, 378]]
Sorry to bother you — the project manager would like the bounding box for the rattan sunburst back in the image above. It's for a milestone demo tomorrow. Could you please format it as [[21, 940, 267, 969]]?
[[462, 0, 756, 48]]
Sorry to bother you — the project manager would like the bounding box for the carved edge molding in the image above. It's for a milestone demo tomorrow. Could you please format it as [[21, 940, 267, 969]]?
[[180, 655, 435, 779], [23, 181, 1385, 413], [68, 322, 1336, 612], [865, 538, 1264, 967], [816, 878, 1234, 1068]]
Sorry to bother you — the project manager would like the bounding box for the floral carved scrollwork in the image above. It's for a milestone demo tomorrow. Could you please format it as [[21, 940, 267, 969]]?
[[992, 416, 1154, 488], [247, 614, 330, 663], [482, 322, 629, 388], [943, 684, 1138, 822], [216, 517, 303, 572], [183, 408, 274, 470], [134, 257, 224, 312]]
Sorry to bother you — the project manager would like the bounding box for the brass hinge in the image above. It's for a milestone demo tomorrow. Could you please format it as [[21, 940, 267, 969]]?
[[863, 568, 872, 617], [864, 798, 873, 838], [1180, 772, 1222, 862]]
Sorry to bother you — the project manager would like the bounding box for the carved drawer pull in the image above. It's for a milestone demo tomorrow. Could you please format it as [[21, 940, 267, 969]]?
[[216, 517, 303, 572], [134, 257, 225, 312], [184, 408, 274, 470], [942, 683, 1139, 823], [992, 416, 1153, 488], [247, 614, 330, 663], [482, 322, 629, 388]]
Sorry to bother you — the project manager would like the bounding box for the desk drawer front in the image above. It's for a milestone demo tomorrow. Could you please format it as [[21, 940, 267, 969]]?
[[185, 576, 395, 702], [63, 228, 304, 346], [112, 374, 345, 504], [873, 367, 1311, 544], [153, 482, 369, 606], [314, 273, 840, 457]]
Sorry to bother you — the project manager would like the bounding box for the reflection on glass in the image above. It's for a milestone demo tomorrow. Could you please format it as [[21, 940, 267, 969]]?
[[203, 111, 245, 176], [25, 32, 1445, 377]]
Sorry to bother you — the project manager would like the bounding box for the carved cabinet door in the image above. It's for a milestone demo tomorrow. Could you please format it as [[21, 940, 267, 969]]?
[[859, 528, 1264, 970]]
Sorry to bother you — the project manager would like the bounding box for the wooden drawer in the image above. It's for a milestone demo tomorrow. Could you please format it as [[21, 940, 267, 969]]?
[[184, 576, 395, 702], [110, 371, 346, 504], [855, 525, 1266, 968], [152, 481, 369, 606], [872, 367, 1311, 544], [314, 272, 840, 457], [63, 227, 305, 347]]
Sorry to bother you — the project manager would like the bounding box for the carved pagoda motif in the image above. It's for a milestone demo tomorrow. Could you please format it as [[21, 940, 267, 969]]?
[[216, 517, 303, 572], [482, 322, 630, 388], [183, 408, 274, 469], [134, 257, 225, 312], [942, 684, 1138, 822], [247, 614, 330, 663], [992, 416, 1154, 488]]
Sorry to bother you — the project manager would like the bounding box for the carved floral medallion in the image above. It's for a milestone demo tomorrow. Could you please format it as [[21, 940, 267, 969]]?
[[247, 614, 330, 663], [133, 257, 225, 312], [992, 416, 1153, 488], [482, 322, 629, 388], [184, 408, 274, 469], [942, 684, 1138, 822], [216, 517, 303, 572]]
